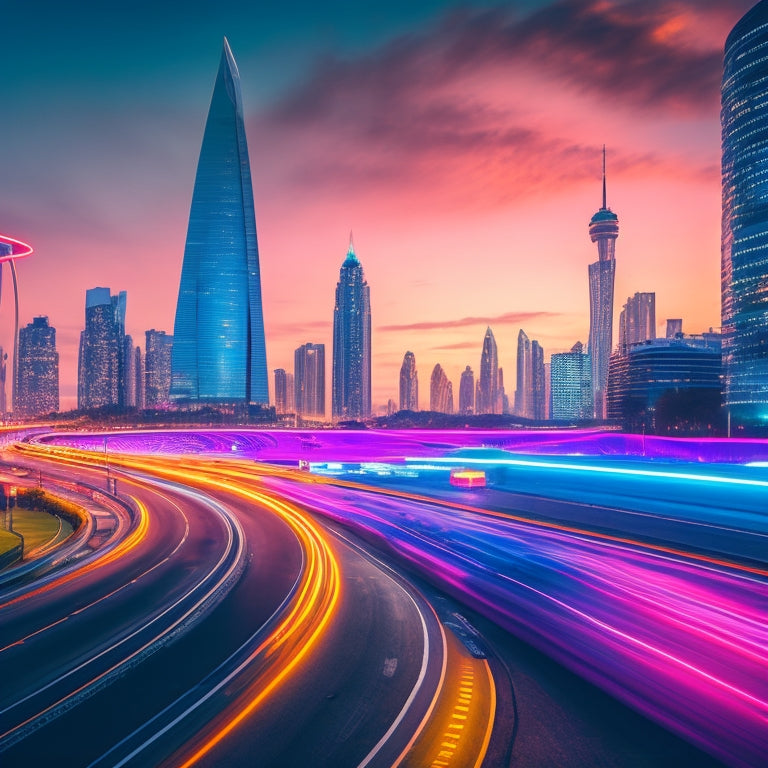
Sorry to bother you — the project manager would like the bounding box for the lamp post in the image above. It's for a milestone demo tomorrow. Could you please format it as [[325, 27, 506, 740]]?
[[0, 234, 33, 415]]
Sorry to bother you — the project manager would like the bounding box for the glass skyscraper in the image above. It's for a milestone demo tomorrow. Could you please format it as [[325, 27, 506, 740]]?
[[171, 39, 268, 406], [722, 1, 768, 423], [332, 238, 371, 420], [587, 148, 618, 419], [295, 343, 325, 419], [477, 327, 500, 414], [16, 316, 59, 417], [78, 287, 127, 410]]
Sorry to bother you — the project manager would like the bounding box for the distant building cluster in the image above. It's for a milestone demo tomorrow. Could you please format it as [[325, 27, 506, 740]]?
[[10, 5, 768, 435]]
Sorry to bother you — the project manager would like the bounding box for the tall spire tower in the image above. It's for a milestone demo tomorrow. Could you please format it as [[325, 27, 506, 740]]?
[[587, 146, 619, 418], [332, 237, 372, 420], [170, 39, 268, 407]]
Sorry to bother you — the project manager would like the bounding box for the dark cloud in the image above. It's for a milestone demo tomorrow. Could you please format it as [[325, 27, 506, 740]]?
[[379, 311, 561, 332], [261, 0, 732, 205]]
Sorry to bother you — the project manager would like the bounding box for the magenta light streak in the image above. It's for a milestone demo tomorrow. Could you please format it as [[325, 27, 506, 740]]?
[[262, 475, 767, 768], [0, 233, 33, 262]]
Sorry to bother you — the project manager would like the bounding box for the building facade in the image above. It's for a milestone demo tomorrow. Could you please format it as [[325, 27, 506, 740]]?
[[514, 329, 531, 418], [145, 330, 173, 408], [722, 1, 768, 424], [477, 327, 500, 414], [274, 369, 293, 414], [618, 292, 656, 354], [77, 287, 127, 410], [399, 351, 418, 411], [16, 316, 59, 417], [295, 343, 325, 419], [587, 149, 619, 419], [332, 238, 371, 420], [170, 39, 268, 407], [430, 363, 453, 413], [606, 335, 723, 431], [550, 341, 592, 420], [458, 365, 474, 414]]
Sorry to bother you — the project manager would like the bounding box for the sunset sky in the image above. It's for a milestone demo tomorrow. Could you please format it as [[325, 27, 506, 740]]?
[[0, 0, 755, 411]]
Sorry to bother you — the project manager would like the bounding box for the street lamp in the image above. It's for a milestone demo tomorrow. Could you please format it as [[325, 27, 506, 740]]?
[[0, 234, 33, 415]]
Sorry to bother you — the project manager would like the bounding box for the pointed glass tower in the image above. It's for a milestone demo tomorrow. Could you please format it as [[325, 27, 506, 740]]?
[[332, 234, 371, 420], [587, 147, 618, 419], [170, 38, 268, 406], [477, 327, 499, 414]]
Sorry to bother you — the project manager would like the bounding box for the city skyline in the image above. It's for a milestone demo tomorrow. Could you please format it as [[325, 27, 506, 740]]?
[[0, 1, 754, 411]]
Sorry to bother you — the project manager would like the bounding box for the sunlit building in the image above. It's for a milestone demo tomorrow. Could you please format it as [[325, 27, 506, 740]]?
[[722, 1, 768, 424], [399, 351, 418, 411], [666, 318, 683, 339], [332, 237, 371, 420], [171, 39, 268, 407], [458, 365, 474, 414], [145, 330, 173, 408], [587, 148, 618, 418], [274, 369, 293, 414], [430, 363, 453, 413], [295, 343, 325, 420], [77, 287, 127, 410], [477, 327, 500, 414], [618, 292, 656, 353], [531, 339, 546, 420], [16, 316, 59, 417], [551, 341, 592, 420], [514, 329, 531, 418]]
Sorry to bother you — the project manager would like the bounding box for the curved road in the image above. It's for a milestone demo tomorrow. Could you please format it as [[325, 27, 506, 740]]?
[[0, 446, 500, 767]]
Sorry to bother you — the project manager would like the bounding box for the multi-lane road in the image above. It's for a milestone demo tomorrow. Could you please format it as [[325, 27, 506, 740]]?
[[1, 428, 766, 767], [0, 443, 500, 767]]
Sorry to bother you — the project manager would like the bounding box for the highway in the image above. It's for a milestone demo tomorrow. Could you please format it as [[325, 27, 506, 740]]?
[[1, 444, 500, 767], [30, 427, 768, 768]]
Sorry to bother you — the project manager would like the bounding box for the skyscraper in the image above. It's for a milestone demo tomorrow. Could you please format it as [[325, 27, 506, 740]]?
[[587, 147, 619, 418], [0, 347, 7, 415], [722, 1, 768, 423], [430, 364, 453, 413], [531, 339, 546, 420], [135, 346, 145, 410], [77, 287, 126, 410], [551, 341, 592, 420], [666, 319, 683, 339], [16, 316, 59, 417], [477, 327, 499, 414], [514, 329, 531, 417], [618, 292, 656, 353], [274, 369, 292, 414], [399, 351, 418, 411], [145, 330, 173, 408], [171, 39, 268, 407], [295, 343, 325, 419], [332, 236, 371, 420], [458, 365, 474, 414]]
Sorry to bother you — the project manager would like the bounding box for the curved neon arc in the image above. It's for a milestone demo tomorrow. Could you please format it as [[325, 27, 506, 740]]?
[[0, 233, 34, 261]]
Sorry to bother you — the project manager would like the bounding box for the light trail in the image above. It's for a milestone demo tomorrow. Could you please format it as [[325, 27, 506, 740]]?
[[0, 484, 244, 751], [0, 490, 148, 611], [19, 445, 345, 768]]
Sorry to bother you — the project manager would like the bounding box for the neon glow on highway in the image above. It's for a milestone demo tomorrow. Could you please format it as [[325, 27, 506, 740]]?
[[23, 429, 768, 767]]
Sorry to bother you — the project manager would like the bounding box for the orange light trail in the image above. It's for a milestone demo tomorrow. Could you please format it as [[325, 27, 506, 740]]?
[[10, 444, 343, 767], [0, 494, 149, 611]]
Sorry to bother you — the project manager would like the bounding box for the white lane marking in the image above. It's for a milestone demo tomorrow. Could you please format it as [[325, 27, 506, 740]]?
[[0, 488, 191, 654], [88, 500, 307, 768], [329, 529, 444, 768], [0, 482, 244, 744]]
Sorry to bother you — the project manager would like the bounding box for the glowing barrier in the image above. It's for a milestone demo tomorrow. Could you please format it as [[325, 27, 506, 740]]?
[[0, 234, 33, 262]]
